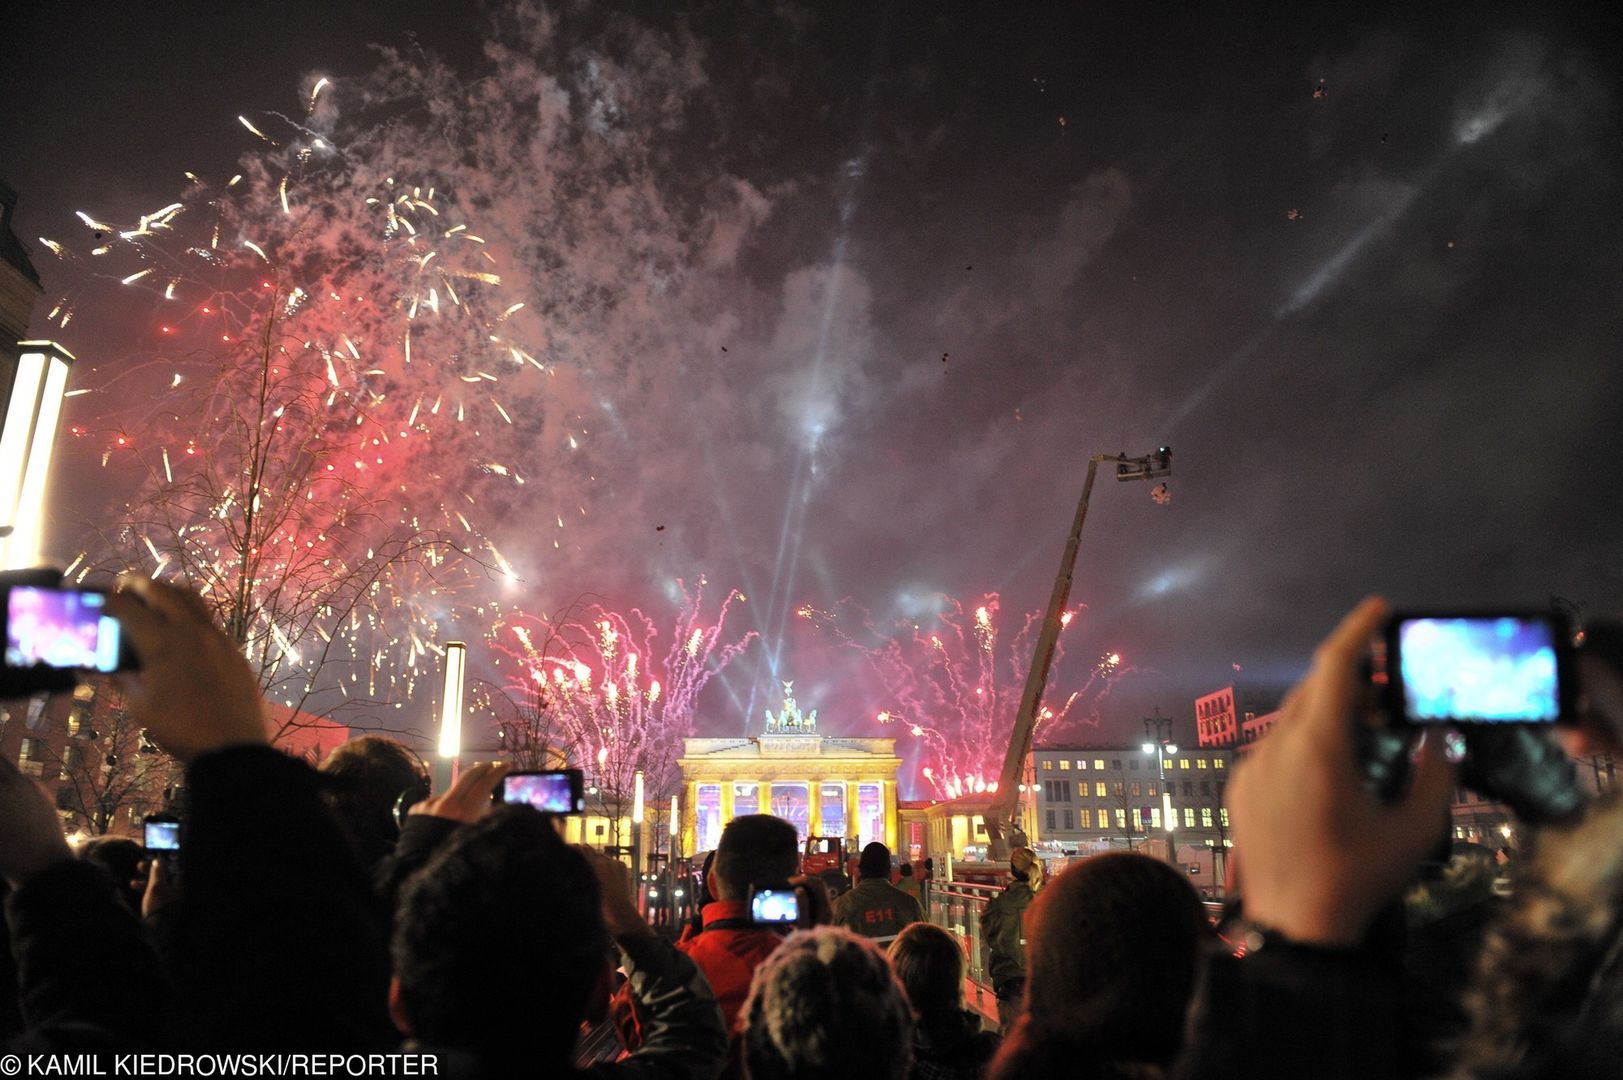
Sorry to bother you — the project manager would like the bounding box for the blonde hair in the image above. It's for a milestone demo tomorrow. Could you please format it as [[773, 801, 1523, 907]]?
[[1011, 847, 1045, 892]]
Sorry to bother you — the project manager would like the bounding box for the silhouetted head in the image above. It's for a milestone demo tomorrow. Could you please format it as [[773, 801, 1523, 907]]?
[[391, 806, 609, 1066], [988, 853, 1211, 1078], [319, 735, 428, 870], [859, 841, 891, 882], [888, 921, 965, 1017], [712, 814, 799, 901], [742, 926, 913, 1080], [80, 836, 146, 913]]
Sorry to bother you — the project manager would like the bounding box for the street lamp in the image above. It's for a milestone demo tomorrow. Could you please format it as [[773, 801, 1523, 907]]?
[[0, 341, 75, 570], [436, 642, 467, 792], [1144, 714, 1177, 863]]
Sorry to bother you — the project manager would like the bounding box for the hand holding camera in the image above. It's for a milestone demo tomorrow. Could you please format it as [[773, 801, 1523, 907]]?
[[1361, 610, 1584, 826], [748, 874, 832, 929], [1229, 598, 1457, 947], [103, 576, 268, 763]]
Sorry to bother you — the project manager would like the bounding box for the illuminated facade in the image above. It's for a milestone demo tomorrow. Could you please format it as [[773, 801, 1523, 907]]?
[[677, 683, 902, 854]]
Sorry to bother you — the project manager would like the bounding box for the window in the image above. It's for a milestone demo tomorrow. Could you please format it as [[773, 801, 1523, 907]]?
[[1063, 809, 1074, 830], [1114, 808, 1126, 829], [1079, 809, 1092, 828], [1202, 807, 1214, 828], [820, 783, 846, 838], [1179, 758, 1191, 770], [1183, 807, 1196, 829], [771, 783, 810, 839], [18, 737, 46, 778], [1197, 758, 1209, 769], [1150, 808, 1161, 828], [1148, 783, 1158, 796], [1130, 808, 1143, 829], [1046, 810, 1056, 831], [1059, 759, 1070, 770], [1078, 759, 1088, 770], [696, 785, 723, 851], [1112, 782, 1124, 797], [1112, 759, 1122, 771], [1220, 808, 1230, 828], [856, 783, 883, 845], [58, 744, 80, 781], [1094, 759, 1105, 771], [1130, 782, 1141, 798], [1095, 782, 1107, 798], [1199, 781, 1211, 795], [1129, 759, 1140, 771], [1041, 760, 1053, 771], [66, 711, 84, 738], [1215, 758, 1226, 770]]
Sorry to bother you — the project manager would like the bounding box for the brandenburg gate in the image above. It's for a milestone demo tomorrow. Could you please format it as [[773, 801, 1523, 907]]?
[[677, 682, 902, 855]]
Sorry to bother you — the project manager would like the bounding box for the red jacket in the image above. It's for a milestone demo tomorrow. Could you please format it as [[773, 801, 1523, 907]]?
[[612, 899, 789, 1076], [678, 900, 790, 1035]]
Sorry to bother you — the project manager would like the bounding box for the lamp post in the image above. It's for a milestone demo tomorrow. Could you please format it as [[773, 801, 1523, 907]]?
[[984, 447, 1174, 860], [632, 768, 646, 873], [0, 341, 75, 569], [435, 642, 467, 793], [1142, 713, 1177, 864], [668, 793, 681, 927]]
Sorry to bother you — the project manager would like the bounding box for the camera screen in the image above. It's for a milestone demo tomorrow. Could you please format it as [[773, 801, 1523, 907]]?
[[750, 888, 800, 924], [4, 587, 123, 673], [1397, 616, 1561, 723], [145, 821, 181, 852], [500, 772, 580, 813]]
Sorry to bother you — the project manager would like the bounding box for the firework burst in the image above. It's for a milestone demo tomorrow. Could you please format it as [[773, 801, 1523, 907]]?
[[487, 579, 756, 795], [41, 75, 543, 721], [801, 594, 1129, 798]]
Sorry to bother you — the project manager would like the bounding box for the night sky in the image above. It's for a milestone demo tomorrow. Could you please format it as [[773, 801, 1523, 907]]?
[[4, 1, 1620, 778]]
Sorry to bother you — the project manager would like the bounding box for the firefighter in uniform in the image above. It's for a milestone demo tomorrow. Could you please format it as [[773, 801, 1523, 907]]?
[[832, 841, 923, 944]]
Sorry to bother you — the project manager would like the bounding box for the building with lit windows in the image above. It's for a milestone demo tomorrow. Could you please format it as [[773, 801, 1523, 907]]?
[[1027, 742, 1235, 895], [676, 683, 902, 855], [1195, 684, 1287, 750]]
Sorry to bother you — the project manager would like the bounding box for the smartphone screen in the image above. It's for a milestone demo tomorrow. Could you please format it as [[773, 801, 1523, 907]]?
[[1392, 615, 1565, 723], [749, 886, 800, 925], [498, 770, 584, 814], [4, 586, 128, 673], [145, 820, 181, 852]]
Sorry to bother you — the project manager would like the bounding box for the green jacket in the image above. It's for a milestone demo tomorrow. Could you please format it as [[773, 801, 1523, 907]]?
[[832, 878, 924, 941], [979, 880, 1036, 991]]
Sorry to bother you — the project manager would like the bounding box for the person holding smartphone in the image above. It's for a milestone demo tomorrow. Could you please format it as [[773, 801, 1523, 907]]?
[[616, 813, 828, 1079]]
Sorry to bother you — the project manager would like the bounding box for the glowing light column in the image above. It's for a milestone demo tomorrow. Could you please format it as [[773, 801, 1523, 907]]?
[[0, 342, 75, 570], [436, 642, 467, 791]]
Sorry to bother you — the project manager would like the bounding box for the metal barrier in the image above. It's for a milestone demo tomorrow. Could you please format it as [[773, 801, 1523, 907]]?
[[925, 880, 1004, 1011]]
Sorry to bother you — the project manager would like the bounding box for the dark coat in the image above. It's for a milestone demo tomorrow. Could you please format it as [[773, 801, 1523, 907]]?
[[911, 1008, 1000, 1080], [979, 881, 1036, 993]]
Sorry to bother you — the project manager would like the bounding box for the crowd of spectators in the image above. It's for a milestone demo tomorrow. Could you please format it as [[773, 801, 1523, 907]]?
[[5, 576, 1623, 1079]]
